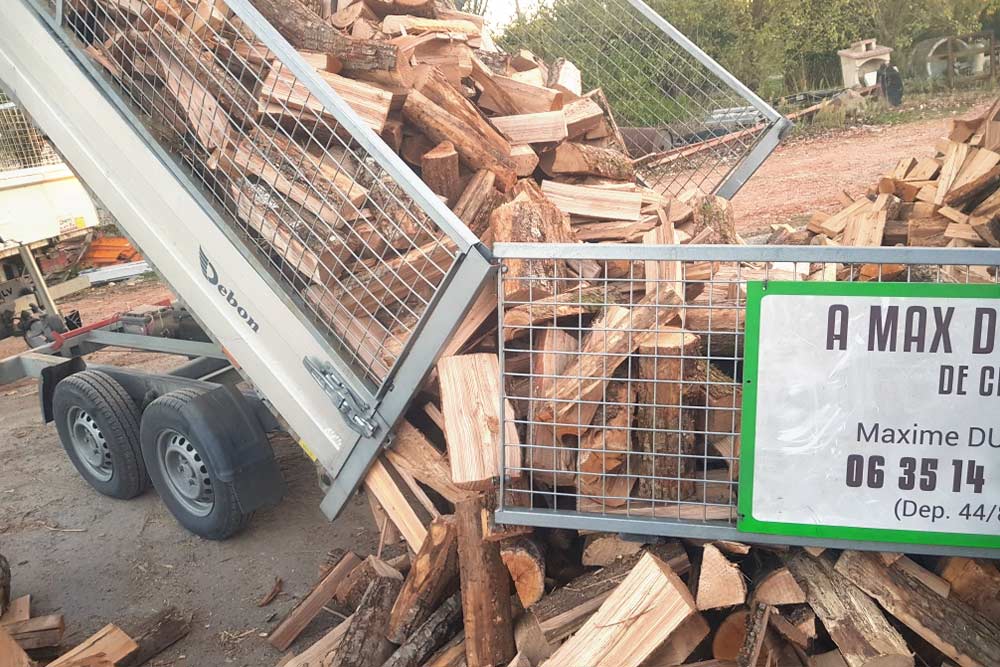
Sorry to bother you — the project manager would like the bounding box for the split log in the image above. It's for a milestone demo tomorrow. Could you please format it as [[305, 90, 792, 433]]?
[[752, 567, 806, 606], [576, 381, 635, 502], [712, 610, 748, 661], [382, 594, 463, 667], [539, 143, 635, 181], [541, 552, 699, 667], [0, 627, 30, 667], [362, 0, 437, 17], [696, 544, 746, 611], [634, 328, 700, 503], [581, 534, 643, 567], [335, 556, 404, 611], [259, 65, 394, 133], [500, 537, 546, 608], [388, 516, 459, 643], [936, 558, 1000, 620], [439, 354, 521, 490], [269, 551, 362, 651], [453, 170, 503, 236], [422, 141, 462, 205], [534, 291, 682, 440], [455, 494, 517, 667], [120, 607, 193, 667], [786, 553, 912, 667], [385, 421, 471, 504], [514, 543, 689, 663], [0, 595, 28, 626], [640, 614, 711, 666], [511, 145, 540, 177], [547, 59, 582, 97], [48, 625, 138, 667], [492, 111, 568, 145], [563, 97, 605, 138], [479, 75, 565, 115], [835, 550, 1000, 667], [324, 571, 405, 667], [541, 181, 643, 221], [524, 328, 580, 488], [738, 602, 772, 667], [4, 614, 64, 650], [490, 199, 575, 300], [363, 457, 429, 550], [403, 90, 516, 189], [250, 0, 399, 71]]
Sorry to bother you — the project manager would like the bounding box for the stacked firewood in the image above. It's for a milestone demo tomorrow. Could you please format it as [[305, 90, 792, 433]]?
[[794, 98, 1000, 254]]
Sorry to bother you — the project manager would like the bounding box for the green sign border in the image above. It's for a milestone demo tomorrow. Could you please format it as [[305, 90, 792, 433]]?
[[739, 280, 1000, 550]]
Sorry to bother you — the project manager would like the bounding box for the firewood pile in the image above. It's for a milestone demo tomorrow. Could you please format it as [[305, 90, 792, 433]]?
[[267, 529, 1000, 666], [792, 98, 1000, 254], [0, 554, 192, 666]]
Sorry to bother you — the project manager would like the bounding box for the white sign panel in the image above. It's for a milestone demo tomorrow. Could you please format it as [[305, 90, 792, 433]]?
[[740, 282, 1000, 550]]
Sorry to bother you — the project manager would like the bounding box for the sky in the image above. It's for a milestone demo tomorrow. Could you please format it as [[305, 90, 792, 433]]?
[[482, 0, 545, 30]]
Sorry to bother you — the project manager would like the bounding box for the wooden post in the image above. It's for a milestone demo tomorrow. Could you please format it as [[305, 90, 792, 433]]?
[[455, 494, 516, 667]]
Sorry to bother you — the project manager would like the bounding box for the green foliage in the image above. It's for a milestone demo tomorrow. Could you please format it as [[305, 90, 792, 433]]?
[[454, 0, 490, 15], [498, 0, 1000, 98]]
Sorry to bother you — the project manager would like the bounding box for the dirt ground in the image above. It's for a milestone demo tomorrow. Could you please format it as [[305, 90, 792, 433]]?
[[0, 98, 992, 664], [732, 98, 994, 234]]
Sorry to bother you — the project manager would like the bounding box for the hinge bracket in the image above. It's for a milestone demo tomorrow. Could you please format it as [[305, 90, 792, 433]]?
[[304, 357, 378, 438]]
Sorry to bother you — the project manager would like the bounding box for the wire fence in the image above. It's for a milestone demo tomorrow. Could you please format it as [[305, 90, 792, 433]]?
[[495, 244, 1000, 533], [0, 90, 62, 171]]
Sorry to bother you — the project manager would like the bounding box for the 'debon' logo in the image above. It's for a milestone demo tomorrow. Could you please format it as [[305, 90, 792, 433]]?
[[199, 247, 260, 333]]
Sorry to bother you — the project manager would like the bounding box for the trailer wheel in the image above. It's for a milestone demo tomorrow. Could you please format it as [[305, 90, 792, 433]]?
[[140, 389, 250, 540], [52, 370, 148, 499]]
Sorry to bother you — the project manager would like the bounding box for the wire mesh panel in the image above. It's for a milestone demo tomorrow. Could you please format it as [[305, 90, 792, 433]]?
[[52, 0, 474, 392], [497, 0, 785, 198], [495, 243, 1000, 538], [0, 90, 62, 171]]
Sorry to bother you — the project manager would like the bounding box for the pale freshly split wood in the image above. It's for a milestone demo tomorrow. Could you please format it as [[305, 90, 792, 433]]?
[[0, 595, 28, 626], [501, 537, 547, 608], [712, 610, 748, 661], [539, 142, 635, 180], [259, 65, 394, 133], [388, 515, 459, 643], [639, 614, 710, 666], [836, 550, 1000, 667], [543, 553, 699, 667], [492, 111, 568, 145], [453, 169, 502, 235], [385, 421, 470, 504], [576, 382, 636, 503], [563, 96, 605, 138], [935, 141, 973, 205], [382, 15, 481, 35], [786, 553, 912, 667], [541, 181, 644, 221], [281, 615, 352, 667], [479, 75, 565, 115], [525, 327, 579, 487], [696, 544, 746, 610], [807, 197, 871, 236], [363, 457, 428, 548], [0, 626, 30, 667], [753, 567, 806, 606], [268, 551, 361, 651], [48, 625, 139, 667], [438, 354, 521, 490], [511, 144, 540, 177], [548, 58, 582, 97], [455, 494, 517, 667]]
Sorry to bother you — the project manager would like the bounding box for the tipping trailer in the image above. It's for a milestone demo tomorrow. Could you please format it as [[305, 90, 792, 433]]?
[[0, 0, 794, 541]]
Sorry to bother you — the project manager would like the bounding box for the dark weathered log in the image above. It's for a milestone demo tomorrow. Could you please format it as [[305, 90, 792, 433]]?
[[249, 0, 399, 71], [382, 593, 464, 667], [120, 607, 193, 667], [326, 573, 405, 667], [388, 516, 460, 643]]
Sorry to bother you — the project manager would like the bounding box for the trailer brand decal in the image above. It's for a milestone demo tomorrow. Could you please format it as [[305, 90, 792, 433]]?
[[740, 281, 1000, 551], [199, 247, 260, 333]]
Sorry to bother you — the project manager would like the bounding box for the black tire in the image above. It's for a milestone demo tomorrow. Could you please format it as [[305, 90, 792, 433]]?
[[52, 370, 148, 499], [140, 389, 250, 540]]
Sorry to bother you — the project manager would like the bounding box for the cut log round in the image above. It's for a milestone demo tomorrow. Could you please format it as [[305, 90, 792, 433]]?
[[753, 567, 807, 606], [500, 537, 546, 608], [712, 609, 748, 661]]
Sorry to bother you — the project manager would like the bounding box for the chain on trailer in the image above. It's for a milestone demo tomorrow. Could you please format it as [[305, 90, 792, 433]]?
[[494, 243, 1000, 554], [498, 0, 790, 199], [0, 90, 62, 171], [56, 0, 478, 395]]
